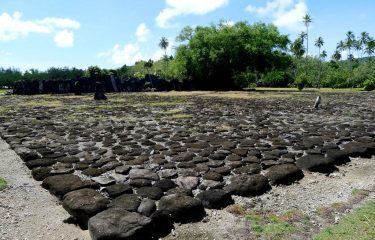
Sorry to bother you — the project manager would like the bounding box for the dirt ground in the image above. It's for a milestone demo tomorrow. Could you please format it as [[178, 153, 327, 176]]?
[[0, 138, 90, 240]]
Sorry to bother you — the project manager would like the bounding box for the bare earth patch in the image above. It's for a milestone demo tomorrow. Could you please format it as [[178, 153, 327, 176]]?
[[0, 138, 90, 240]]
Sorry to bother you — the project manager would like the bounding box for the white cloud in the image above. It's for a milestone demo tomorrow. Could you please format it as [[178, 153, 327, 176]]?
[[156, 0, 229, 28], [0, 11, 80, 47], [54, 30, 74, 48], [97, 43, 144, 65], [246, 0, 308, 31], [136, 23, 151, 42]]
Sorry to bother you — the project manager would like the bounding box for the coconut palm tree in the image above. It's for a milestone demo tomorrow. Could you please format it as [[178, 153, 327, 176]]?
[[159, 37, 169, 59], [365, 38, 375, 60], [291, 37, 305, 59], [360, 32, 370, 58], [353, 39, 362, 59], [315, 37, 324, 59], [332, 50, 342, 62], [317, 50, 327, 88], [302, 14, 313, 58], [345, 31, 355, 60]]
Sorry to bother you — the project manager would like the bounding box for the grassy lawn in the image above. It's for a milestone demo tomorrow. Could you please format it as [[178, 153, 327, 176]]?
[[314, 201, 375, 240], [0, 177, 7, 191]]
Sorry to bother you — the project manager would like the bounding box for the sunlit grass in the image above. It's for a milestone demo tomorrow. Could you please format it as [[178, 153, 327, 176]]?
[[0, 177, 7, 191], [314, 201, 375, 240]]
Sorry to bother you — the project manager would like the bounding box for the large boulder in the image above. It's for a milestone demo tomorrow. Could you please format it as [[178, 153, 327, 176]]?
[[224, 174, 270, 197], [296, 154, 335, 172], [196, 189, 233, 209], [325, 149, 351, 165], [264, 164, 303, 185], [342, 141, 372, 158], [157, 194, 205, 223], [88, 208, 153, 240], [42, 174, 98, 198], [63, 188, 109, 228]]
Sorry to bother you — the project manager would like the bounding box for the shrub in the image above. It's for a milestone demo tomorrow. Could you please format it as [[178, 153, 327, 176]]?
[[295, 73, 309, 91], [364, 77, 375, 91], [260, 71, 293, 87]]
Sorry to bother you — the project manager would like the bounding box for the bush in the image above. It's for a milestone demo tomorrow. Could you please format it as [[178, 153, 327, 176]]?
[[260, 71, 293, 87], [364, 77, 375, 91], [295, 73, 309, 91]]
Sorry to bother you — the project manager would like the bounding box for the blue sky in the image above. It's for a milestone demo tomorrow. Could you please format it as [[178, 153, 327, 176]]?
[[0, 0, 374, 71]]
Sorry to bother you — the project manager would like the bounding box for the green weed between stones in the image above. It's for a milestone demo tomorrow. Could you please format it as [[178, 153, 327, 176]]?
[[314, 201, 375, 240], [245, 209, 305, 239], [0, 177, 7, 191]]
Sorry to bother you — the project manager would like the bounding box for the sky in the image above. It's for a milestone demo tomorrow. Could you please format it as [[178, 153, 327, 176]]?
[[0, 0, 374, 71]]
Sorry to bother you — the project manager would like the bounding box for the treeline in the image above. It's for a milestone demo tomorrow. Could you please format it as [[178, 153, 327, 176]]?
[[1, 19, 374, 91]]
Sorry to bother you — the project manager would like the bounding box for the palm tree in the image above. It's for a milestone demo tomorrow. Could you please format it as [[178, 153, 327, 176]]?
[[360, 32, 370, 58], [302, 14, 313, 58], [144, 59, 154, 88], [159, 37, 169, 59], [353, 39, 362, 59], [365, 38, 375, 60], [315, 37, 324, 58], [332, 50, 341, 62], [317, 50, 327, 88], [291, 37, 305, 59], [345, 31, 355, 60]]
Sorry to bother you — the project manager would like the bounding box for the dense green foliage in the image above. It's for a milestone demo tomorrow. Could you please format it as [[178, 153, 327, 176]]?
[[1, 19, 374, 91], [171, 22, 292, 89]]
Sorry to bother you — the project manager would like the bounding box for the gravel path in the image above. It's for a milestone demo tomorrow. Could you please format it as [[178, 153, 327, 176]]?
[[0, 138, 90, 240]]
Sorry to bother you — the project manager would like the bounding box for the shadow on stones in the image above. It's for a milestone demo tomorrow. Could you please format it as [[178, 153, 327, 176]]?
[[63, 216, 89, 230]]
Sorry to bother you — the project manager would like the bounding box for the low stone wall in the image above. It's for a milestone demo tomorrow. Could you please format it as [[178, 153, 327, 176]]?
[[12, 75, 190, 95]]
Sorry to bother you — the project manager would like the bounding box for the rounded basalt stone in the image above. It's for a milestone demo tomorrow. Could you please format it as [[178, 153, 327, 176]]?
[[138, 198, 156, 217], [63, 188, 109, 228], [19, 151, 40, 162], [176, 176, 199, 190], [25, 158, 57, 169], [203, 171, 223, 181], [157, 194, 205, 223], [166, 188, 193, 196], [233, 164, 261, 174], [153, 179, 177, 191], [88, 208, 154, 240], [137, 187, 164, 200], [82, 167, 105, 177], [129, 179, 152, 188], [296, 154, 335, 172], [196, 189, 233, 209], [108, 194, 141, 212], [31, 167, 51, 181], [59, 156, 80, 164], [42, 174, 98, 198], [264, 164, 304, 185], [231, 148, 248, 157], [224, 174, 270, 197], [226, 154, 242, 162], [104, 184, 133, 198], [177, 162, 196, 169], [208, 153, 226, 161], [213, 166, 231, 175]]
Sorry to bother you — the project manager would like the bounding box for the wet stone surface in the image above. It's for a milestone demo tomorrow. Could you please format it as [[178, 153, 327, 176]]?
[[0, 92, 374, 238]]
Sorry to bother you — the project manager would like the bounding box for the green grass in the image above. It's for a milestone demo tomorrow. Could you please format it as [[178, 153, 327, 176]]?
[[246, 210, 298, 239], [0, 177, 7, 191], [314, 201, 375, 240]]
